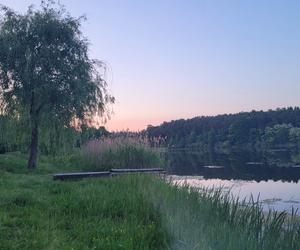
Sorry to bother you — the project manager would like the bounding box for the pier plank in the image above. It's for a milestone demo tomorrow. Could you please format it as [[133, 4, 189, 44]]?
[[53, 168, 166, 180]]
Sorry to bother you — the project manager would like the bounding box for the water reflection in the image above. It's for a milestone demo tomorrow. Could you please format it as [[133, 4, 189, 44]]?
[[166, 149, 300, 212], [171, 176, 300, 213], [166, 149, 300, 182]]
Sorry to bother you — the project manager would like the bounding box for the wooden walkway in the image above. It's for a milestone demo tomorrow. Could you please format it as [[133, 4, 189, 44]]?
[[53, 168, 166, 181]]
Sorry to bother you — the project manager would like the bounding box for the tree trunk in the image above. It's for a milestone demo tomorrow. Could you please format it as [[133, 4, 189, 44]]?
[[28, 120, 38, 169]]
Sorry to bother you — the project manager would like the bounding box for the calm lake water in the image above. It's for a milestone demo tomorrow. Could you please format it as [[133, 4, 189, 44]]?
[[166, 149, 300, 213]]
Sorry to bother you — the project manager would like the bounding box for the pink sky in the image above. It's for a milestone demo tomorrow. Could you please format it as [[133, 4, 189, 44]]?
[[4, 1, 300, 132]]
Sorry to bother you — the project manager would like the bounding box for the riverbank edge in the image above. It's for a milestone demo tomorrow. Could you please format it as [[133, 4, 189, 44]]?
[[1, 154, 300, 249]]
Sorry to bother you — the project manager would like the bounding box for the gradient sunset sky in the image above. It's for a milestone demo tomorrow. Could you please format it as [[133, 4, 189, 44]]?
[[3, 0, 300, 131]]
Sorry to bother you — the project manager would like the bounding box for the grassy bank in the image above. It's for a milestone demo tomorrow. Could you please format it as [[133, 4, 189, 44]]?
[[1, 153, 300, 249], [0, 154, 169, 250]]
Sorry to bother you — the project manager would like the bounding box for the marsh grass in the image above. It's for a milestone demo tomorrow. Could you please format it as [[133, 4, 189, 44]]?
[[78, 136, 164, 171], [141, 179, 300, 250]]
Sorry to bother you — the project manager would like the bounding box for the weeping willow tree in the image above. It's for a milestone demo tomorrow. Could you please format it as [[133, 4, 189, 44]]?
[[0, 1, 114, 169], [0, 113, 111, 157]]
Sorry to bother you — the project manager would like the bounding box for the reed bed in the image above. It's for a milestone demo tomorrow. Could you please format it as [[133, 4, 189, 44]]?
[[140, 177, 300, 250], [79, 135, 164, 171]]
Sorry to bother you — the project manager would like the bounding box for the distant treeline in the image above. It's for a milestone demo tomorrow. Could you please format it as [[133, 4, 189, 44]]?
[[0, 115, 109, 155], [146, 107, 300, 151]]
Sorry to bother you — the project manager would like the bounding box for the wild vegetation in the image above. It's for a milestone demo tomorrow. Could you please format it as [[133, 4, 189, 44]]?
[[0, 114, 109, 154], [78, 135, 164, 171], [148, 178, 300, 250], [0, 114, 163, 172], [1, 154, 300, 250], [147, 107, 300, 151]]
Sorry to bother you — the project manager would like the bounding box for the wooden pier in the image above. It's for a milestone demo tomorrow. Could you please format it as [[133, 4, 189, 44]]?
[[53, 171, 111, 180], [53, 168, 166, 181]]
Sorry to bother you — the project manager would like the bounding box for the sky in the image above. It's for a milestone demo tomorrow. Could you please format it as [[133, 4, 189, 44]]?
[[2, 0, 300, 131]]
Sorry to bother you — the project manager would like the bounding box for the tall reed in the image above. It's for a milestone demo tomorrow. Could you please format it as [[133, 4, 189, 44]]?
[[80, 135, 164, 171], [139, 176, 300, 250]]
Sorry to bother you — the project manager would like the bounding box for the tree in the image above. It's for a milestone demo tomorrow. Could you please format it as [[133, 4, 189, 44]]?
[[264, 124, 292, 148], [0, 1, 114, 169]]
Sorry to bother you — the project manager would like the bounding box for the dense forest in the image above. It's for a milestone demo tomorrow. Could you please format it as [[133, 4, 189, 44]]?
[[2, 107, 300, 157], [146, 107, 300, 151]]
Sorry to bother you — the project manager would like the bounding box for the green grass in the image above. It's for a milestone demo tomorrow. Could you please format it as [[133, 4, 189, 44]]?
[[0, 153, 300, 249], [0, 154, 169, 250]]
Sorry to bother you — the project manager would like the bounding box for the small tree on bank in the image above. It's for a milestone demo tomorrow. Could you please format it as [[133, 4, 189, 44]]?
[[0, 1, 114, 169]]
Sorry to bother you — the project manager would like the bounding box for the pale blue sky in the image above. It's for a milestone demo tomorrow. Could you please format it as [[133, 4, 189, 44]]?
[[2, 0, 300, 130]]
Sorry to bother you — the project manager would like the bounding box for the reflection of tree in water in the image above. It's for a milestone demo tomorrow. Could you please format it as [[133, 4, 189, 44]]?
[[166, 150, 207, 175], [264, 149, 300, 167], [167, 149, 300, 182]]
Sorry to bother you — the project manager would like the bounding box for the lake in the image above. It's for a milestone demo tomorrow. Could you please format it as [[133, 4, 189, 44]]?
[[166, 149, 300, 213]]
